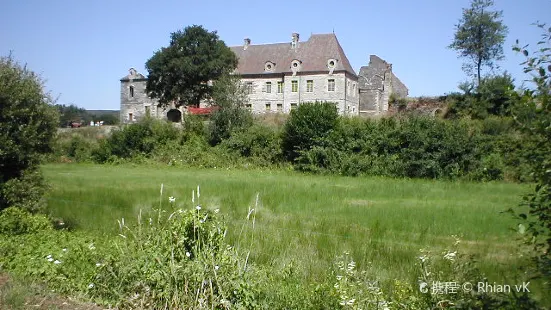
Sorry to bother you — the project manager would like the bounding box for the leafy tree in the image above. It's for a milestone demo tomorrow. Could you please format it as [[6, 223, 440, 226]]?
[[0, 55, 58, 212], [55, 103, 91, 127], [145, 25, 238, 108], [512, 23, 551, 284], [449, 0, 508, 85], [208, 74, 252, 145], [281, 101, 339, 162]]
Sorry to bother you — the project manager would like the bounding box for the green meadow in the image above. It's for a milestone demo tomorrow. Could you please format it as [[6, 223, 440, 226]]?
[[42, 163, 530, 286]]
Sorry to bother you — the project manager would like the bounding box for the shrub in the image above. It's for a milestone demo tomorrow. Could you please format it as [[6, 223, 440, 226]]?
[[0, 207, 52, 235], [0, 55, 58, 212], [92, 119, 183, 163], [281, 101, 339, 162], [220, 124, 283, 166], [297, 116, 480, 179]]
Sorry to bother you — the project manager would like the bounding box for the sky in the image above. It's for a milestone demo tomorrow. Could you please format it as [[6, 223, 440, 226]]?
[[2, 0, 550, 110]]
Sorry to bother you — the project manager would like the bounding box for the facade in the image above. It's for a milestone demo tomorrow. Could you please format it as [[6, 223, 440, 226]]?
[[357, 55, 408, 116], [230, 33, 359, 115], [119, 34, 407, 124]]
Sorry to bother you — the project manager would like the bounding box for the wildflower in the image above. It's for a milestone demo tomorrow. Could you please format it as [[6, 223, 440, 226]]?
[[214, 209, 220, 214], [46, 254, 52, 259], [214, 265, 219, 271], [88, 243, 96, 250], [419, 255, 428, 263], [443, 251, 457, 261], [192, 190, 195, 204], [54, 260, 61, 264], [149, 217, 153, 225], [196, 206, 201, 211], [169, 196, 175, 203], [88, 283, 94, 289], [96, 263, 102, 267], [62, 248, 67, 252], [186, 252, 191, 258], [197, 185, 200, 198], [47, 257, 54, 262]]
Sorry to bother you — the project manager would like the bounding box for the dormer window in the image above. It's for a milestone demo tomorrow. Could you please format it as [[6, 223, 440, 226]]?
[[265, 61, 275, 72], [291, 59, 301, 76], [129, 85, 135, 98], [327, 59, 337, 69]]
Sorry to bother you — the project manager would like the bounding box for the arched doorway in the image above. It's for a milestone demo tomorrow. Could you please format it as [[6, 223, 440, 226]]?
[[167, 109, 182, 122]]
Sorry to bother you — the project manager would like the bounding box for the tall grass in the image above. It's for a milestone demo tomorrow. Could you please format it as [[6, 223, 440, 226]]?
[[43, 163, 530, 287]]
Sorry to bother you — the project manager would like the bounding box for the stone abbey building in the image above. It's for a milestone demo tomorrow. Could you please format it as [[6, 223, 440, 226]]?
[[120, 33, 407, 123]]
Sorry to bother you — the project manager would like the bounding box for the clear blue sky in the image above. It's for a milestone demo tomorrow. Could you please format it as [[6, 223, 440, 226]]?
[[2, 0, 550, 110]]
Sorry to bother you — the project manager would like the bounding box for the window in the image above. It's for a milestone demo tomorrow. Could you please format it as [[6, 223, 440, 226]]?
[[291, 103, 298, 110], [129, 86, 134, 98], [353, 83, 356, 95], [291, 80, 298, 92], [276, 103, 283, 112], [265, 103, 271, 111], [265, 82, 272, 93], [328, 79, 335, 92], [246, 82, 254, 94], [128, 113, 133, 122], [306, 80, 313, 92], [277, 81, 284, 93], [145, 106, 151, 117]]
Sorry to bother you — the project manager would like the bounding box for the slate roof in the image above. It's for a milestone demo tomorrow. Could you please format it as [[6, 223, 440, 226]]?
[[230, 33, 357, 77]]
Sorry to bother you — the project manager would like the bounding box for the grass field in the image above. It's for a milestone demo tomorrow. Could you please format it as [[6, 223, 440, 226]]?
[[42, 163, 531, 288]]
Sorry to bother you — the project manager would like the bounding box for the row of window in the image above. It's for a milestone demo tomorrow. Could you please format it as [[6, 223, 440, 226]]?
[[246, 79, 337, 94], [245, 102, 298, 111]]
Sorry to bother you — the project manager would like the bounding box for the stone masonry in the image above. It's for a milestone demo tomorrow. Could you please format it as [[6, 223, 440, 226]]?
[[120, 35, 407, 123]]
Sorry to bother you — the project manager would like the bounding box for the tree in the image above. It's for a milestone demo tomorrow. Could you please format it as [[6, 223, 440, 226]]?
[[145, 25, 238, 108], [511, 23, 551, 284], [281, 101, 339, 162], [0, 55, 58, 212], [449, 0, 508, 85], [208, 74, 252, 145]]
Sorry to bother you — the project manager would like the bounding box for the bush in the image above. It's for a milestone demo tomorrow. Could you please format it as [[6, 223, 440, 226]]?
[[208, 106, 253, 145], [0, 207, 52, 235], [0, 55, 58, 212], [297, 116, 481, 179], [220, 124, 283, 166], [92, 119, 182, 163], [281, 101, 339, 162]]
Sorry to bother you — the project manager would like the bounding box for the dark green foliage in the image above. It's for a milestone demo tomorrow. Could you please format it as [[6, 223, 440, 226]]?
[[297, 116, 481, 179], [0, 207, 51, 235], [208, 74, 253, 145], [146, 25, 238, 107], [220, 124, 283, 166], [92, 119, 179, 162], [0, 55, 58, 212], [449, 0, 508, 84], [512, 24, 551, 282], [54, 104, 90, 127], [446, 73, 517, 119], [281, 101, 339, 162]]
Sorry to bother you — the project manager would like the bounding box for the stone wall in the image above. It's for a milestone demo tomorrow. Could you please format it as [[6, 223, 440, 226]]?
[[242, 72, 359, 115], [358, 55, 408, 116]]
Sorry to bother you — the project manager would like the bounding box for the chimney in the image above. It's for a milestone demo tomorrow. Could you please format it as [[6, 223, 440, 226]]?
[[291, 33, 299, 49], [243, 38, 251, 50]]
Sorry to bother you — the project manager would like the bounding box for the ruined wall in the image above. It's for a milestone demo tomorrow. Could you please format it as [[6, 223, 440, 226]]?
[[358, 55, 408, 116]]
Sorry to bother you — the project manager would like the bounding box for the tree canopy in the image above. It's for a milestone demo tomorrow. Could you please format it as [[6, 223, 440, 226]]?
[[145, 25, 238, 108], [0, 55, 58, 212], [449, 0, 508, 85]]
